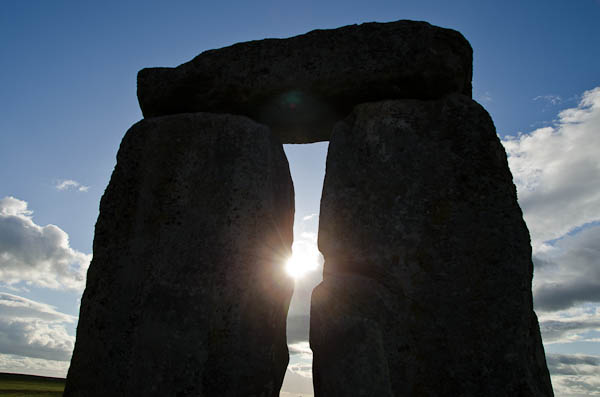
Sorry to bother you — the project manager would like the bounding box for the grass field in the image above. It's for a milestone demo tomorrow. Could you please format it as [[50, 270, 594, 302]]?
[[0, 372, 65, 396]]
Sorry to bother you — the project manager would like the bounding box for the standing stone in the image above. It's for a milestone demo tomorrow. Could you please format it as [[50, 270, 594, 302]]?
[[311, 95, 554, 396], [137, 20, 472, 143], [64, 113, 295, 397]]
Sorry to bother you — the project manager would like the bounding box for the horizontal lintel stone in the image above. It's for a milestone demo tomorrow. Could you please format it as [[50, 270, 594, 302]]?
[[137, 20, 472, 144]]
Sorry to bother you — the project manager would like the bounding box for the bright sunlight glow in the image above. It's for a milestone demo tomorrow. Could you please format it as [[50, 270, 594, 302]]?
[[284, 241, 320, 279]]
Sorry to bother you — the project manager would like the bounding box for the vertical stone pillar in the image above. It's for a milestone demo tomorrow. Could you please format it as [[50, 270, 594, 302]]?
[[64, 113, 295, 396], [311, 95, 553, 396]]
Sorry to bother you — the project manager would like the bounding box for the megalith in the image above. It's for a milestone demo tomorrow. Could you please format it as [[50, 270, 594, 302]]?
[[64, 113, 295, 396], [137, 20, 472, 143], [65, 18, 553, 397], [311, 95, 554, 396]]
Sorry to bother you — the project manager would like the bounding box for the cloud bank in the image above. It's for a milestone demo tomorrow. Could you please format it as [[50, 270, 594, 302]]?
[[539, 306, 600, 344], [503, 87, 600, 395], [0, 353, 70, 378], [533, 225, 600, 312], [281, 368, 314, 395], [547, 354, 600, 397], [0, 196, 91, 290], [502, 87, 600, 249], [0, 293, 75, 363]]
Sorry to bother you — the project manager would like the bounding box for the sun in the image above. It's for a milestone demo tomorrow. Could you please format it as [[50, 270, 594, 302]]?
[[284, 242, 320, 279]]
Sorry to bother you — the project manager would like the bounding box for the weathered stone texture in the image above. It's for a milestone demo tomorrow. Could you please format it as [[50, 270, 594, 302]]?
[[311, 95, 554, 396], [64, 113, 295, 397], [137, 20, 472, 143]]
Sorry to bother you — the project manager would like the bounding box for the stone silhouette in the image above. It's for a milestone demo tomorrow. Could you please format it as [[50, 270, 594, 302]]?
[[65, 19, 553, 397], [64, 113, 294, 396], [311, 96, 554, 396], [137, 20, 472, 143]]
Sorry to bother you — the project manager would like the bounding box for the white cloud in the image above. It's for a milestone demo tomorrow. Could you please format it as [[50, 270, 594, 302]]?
[[0, 196, 32, 217], [0, 196, 91, 290], [281, 368, 314, 395], [0, 293, 76, 323], [502, 86, 600, 249], [288, 341, 312, 359], [503, 88, 600, 395], [0, 318, 74, 361], [541, 319, 600, 345], [288, 361, 313, 379], [534, 94, 562, 105], [538, 306, 600, 344], [0, 293, 75, 363], [547, 354, 600, 397], [549, 355, 600, 396], [302, 213, 318, 221], [55, 179, 89, 192], [300, 231, 317, 242], [548, 354, 600, 375], [0, 353, 69, 378]]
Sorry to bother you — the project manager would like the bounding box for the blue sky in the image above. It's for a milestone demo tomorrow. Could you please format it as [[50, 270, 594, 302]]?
[[1, 1, 599, 396]]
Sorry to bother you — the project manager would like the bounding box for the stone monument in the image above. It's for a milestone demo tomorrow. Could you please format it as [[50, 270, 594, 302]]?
[[64, 20, 553, 396]]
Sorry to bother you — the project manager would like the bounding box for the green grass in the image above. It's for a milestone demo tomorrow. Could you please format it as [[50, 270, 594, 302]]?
[[0, 372, 65, 396]]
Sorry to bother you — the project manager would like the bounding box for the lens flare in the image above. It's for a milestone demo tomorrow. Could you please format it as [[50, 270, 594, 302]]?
[[284, 242, 319, 279]]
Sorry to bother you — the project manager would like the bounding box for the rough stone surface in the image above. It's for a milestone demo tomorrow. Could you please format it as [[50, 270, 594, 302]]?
[[137, 20, 472, 143], [311, 95, 554, 396], [64, 113, 295, 397]]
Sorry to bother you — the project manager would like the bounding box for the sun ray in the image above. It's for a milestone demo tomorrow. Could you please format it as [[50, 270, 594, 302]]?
[[284, 241, 320, 279]]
